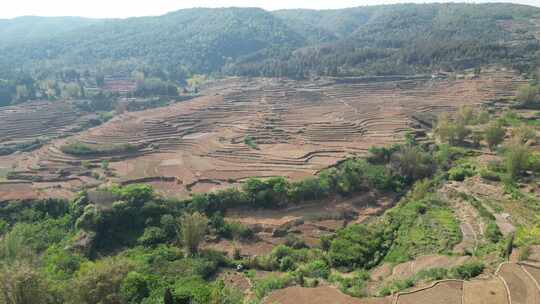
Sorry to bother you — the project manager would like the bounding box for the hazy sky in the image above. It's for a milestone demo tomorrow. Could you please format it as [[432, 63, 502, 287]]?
[[1, 0, 539, 19]]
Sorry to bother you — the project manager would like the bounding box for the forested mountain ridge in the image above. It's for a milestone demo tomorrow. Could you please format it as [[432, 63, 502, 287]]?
[[0, 8, 304, 77], [0, 16, 102, 45], [1, 3, 540, 80]]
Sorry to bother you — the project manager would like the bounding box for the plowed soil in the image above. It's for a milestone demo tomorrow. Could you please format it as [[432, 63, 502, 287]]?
[[463, 278, 509, 304], [396, 281, 463, 304], [498, 263, 540, 304], [264, 286, 391, 304]]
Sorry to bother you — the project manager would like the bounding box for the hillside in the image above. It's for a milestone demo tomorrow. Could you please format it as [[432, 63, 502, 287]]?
[[0, 16, 101, 45], [1, 3, 540, 304], [1, 3, 540, 79], [0, 8, 304, 76]]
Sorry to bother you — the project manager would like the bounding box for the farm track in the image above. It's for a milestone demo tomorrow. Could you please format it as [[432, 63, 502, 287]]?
[[0, 68, 527, 200]]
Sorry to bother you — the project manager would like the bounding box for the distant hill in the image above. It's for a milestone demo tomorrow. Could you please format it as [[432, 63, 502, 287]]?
[[0, 16, 102, 45], [0, 3, 539, 78]]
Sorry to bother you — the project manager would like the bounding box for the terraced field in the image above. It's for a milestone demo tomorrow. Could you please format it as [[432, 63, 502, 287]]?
[[0, 100, 93, 146], [0, 68, 527, 200], [262, 261, 540, 304]]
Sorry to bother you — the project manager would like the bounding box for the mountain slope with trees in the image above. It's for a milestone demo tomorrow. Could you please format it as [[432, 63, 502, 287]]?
[[0, 16, 102, 45], [0, 3, 539, 106]]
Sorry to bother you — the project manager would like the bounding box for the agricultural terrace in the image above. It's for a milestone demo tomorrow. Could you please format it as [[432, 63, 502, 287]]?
[[0, 67, 526, 200]]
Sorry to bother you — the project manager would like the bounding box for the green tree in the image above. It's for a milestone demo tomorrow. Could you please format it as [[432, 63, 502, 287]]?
[[120, 272, 149, 303], [456, 105, 474, 125], [505, 140, 531, 178], [516, 84, 539, 108], [484, 121, 505, 150], [390, 146, 435, 182], [179, 212, 208, 256], [453, 122, 471, 145], [434, 113, 453, 143]]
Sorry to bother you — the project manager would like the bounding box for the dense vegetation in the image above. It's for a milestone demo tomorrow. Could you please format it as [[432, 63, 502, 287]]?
[[5, 119, 533, 302], [1, 3, 540, 106]]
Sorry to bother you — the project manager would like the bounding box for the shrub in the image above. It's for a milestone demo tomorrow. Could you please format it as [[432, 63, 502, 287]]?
[[451, 262, 484, 279], [301, 260, 330, 279], [479, 167, 501, 181], [448, 163, 476, 181], [138, 227, 167, 246], [279, 256, 295, 271]]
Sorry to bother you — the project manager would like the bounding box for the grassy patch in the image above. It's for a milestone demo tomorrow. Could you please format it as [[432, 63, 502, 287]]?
[[384, 199, 461, 263], [252, 273, 293, 299]]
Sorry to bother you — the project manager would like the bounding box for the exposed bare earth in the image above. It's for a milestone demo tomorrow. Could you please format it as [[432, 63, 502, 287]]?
[[463, 278, 509, 304], [0, 69, 526, 201], [396, 280, 463, 304], [264, 286, 391, 304], [497, 263, 540, 304]]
